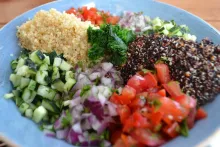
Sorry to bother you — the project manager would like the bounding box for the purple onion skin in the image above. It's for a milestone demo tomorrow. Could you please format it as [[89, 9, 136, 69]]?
[[84, 100, 104, 121], [66, 129, 80, 144], [80, 140, 101, 146]]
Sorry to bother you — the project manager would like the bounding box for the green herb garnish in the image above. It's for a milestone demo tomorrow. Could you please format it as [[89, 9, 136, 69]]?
[[61, 110, 72, 128], [179, 119, 189, 137], [80, 85, 91, 97]]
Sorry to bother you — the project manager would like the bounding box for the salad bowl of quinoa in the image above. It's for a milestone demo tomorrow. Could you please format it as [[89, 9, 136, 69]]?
[[0, 0, 219, 147]]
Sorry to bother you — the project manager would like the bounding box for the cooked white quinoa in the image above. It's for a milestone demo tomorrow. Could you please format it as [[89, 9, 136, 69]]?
[[17, 8, 95, 64]]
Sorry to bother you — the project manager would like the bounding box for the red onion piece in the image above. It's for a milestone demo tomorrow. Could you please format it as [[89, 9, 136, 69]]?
[[56, 128, 69, 139]]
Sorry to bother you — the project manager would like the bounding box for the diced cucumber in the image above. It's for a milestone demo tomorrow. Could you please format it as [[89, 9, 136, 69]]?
[[4, 93, 14, 99], [52, 67, 60, 81], [22, 88, 36, 103], [33, 106, 47, 123], [29, 50, 45, 65], [25, 109, 33, 118], [36, 70, 48, 85], [27, 80, 37, 91], [12, 90, 21, 97], [11, 60, 18, 70], [53, 57, 62, 67], [15, 58, 25, 72], [37, 85, 56, 100], [65, 71, 74, 81], [164, 23, 174, 30], [42, 114, 49, 121], [152, 17, 163, 27], [19, 103, 29, 114], [42, 124, 54, 130], [16, 65, 36, 77], [15, 97, 24, 107], [39, 63, 49, 71], [20, 77, 30, 89], [42, 100, 60, 113], [10, 74, 21, 87], [51, 79, 65, 92], [59, 60, 72, 71], [64, 78, 76, 92], [29, 103, 37, 110], [43, 55, 50, 65], [25, 58, 38, 71]]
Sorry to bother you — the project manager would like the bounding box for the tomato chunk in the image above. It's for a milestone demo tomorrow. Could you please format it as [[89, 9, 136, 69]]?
[[195, 108, 207, 120], [175, 94, 197, 109], [143, 72, 158, 89], [117, 105, 131, 124], [158, 97, 189, 122], [118, 85, 136, 104], [155, 63, 171, 84], [127, 75, 146, 93], [158, 89, 166, 97], [131, 128, 166, 146], [163, 122, 180, 138], [113, 139, 126, 147], [132, 112, 150, 128], [151, 112, 163, 125], [111, 130, 122, 144], [163, 81, 183, 98]]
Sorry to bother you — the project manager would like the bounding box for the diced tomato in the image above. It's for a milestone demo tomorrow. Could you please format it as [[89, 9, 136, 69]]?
[[132, 112, 150, 128], [157, 97, 189, 122], [66, 8, 77, 14], [89, 7, 97, 12], [146, 87, 160, 93], [163, 122, 180, 138], [113, 138, 126, 147], [111, 130, 122, 144], [123, 117, 134, 133], [151, 112, 163, 125], [131, 128, 166, 146], [175, 94, 197, 109], [143, 72, 158, 89], [163, 115, 173, 125], [187, 107, 197, 129], [163, 81, 183, 98], [117, 105, 131, 124], [129, 97, 146, 111], [110, 93, 120, 104], [107, 16, 120, 25], [117, 85, 136, 104], [121, 134, 139, 147], [195, 108, 207, 120], [127, 75, 147, 93], [155, 63, 171, 84], [158, 89, 166, 97], [147, 92, 162, 101]]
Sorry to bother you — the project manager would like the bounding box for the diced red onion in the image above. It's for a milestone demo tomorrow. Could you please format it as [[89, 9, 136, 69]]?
[[66, 129, 80, 144], [56, 128, 69, 139], [78, 135, 86, 143], [72, 122, 82, 134], [101, 62, 113, 72], [98, 93, 106, 106], [101, 77, 112, 86], [103, 140, 111, 147], [69, 97, 81, 108], [54, 111, 66, 130], [75, 104, 84, 112], [81, 118, 91, 130], [44, 129, 56, 138], [88, 115, 102, 131], [91, 86, 99, 97], [187, 107, 197, 129], [97, 85, 105, 93], [107, 102, 118, 116], [73, 74, 91, 90], [89, 72, 101, 81], [73, 90, 81, 97], [103, 87, 112, 98]]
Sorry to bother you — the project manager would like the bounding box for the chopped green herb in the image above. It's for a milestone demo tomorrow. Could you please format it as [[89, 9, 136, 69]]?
[[80, 85, 91, 97], [148, 99, 162, 111], [61, 110, 72, 127], [179, 119, 189, 137]]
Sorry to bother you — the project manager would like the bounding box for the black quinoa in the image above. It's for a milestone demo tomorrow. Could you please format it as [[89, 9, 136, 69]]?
[[118, 34, 220, 106]]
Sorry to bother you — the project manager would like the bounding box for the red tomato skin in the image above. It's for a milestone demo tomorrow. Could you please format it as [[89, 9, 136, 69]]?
[[110, 93, 120, 104], [121, 134, 139, 147], [117, 105, 131, 124], [132, 112, 150, 128], [66, 8, 77, 14], [131, 128, 166, 147], [143, 72, 158, 89], [163, 122, 180, 138], [151, 112, 163, 125], [187, 107, 197, 129], [123, 117, 134, 133], [158, 97, 189, 122], [127, 75, 146, 93], [175, 94, 197, 109], [195, 108, 207, 120], [155, 63, 171, 84], [163, 81, 183, 98], [119, 85, 137, 104], [113, 139, 126, 147], [158, 89, 166, 97], [129, 97, 146, 111], [111, 130, 122, 144]]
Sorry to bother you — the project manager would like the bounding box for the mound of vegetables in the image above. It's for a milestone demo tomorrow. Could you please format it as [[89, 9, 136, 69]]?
[[87, 24, 136, 65], [109, 63, 207, 147], [66, 6, 120, 26]]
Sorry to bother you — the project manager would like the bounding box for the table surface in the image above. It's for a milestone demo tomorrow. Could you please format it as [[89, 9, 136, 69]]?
[[0, 0, 220, 30]]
